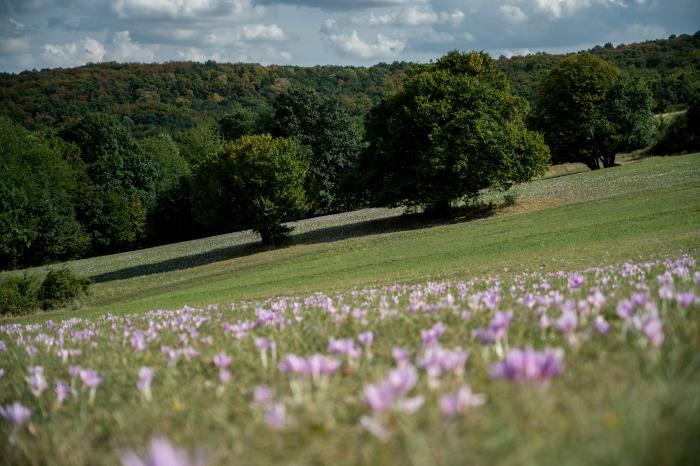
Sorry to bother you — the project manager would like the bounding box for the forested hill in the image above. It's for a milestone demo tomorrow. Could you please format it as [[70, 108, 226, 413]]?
[[1, 31, 698, 136]]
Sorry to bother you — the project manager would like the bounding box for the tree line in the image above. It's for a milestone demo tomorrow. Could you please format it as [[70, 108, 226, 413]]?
[[1, 42, 699, 270]]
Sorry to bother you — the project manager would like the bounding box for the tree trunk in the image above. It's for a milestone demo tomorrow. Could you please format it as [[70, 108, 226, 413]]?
[[602, 153, 617, 168], [585, 157, 601, 170]]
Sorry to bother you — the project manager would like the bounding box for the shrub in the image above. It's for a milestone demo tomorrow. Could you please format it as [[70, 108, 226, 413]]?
[[653, 92, 700, 154], [37, 268, 92, 310], [0, 274, 38, 315]]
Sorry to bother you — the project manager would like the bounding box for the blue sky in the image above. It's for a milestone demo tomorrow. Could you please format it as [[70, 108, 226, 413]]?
[[0, 0, 698, 72]]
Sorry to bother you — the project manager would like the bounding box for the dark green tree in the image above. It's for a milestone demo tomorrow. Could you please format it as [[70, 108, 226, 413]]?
[[270, 86, 363, 213], [653, 90, 700, 154], [219, 108, 259, 141], [359, 51, 550, 212], [192, 134, 310, 246], [0, 117, 86, 269], [142, 133, 190, 196], [176, 122, 223, 169], [534, 54, 655, 169]]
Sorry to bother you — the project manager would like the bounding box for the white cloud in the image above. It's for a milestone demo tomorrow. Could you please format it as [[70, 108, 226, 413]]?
[[240, 24, 287, 42], [111, 31, 158, 62], [0, 37, 28, 53], [463, 31, 476, 42], [324, 30, 405, 59], [40, 37, 105, 67], [113, 0, 264, 20], [352, 7, 465, 27], [177, 46, 220, 62], [533, 0, 626, 19], [499, 5, 528, 23]]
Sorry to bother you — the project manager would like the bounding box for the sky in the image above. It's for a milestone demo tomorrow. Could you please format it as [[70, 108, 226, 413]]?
[[0, 0, 698, 72]]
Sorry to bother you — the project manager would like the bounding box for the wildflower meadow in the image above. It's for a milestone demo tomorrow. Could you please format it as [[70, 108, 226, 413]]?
[[1, 255, 699, 465]]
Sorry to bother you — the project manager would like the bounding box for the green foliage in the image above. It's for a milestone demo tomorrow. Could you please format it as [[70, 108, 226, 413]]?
[[60, 113, 159, 208], [142, 133, 190, 196], [192, 134, 310, 245], [360, 51, 550, 211], [653, 91, 700, 154], [219, 108, 259, 141], [37, 267, 92, 310], [270, 86, 364, 213], [0, 116, 86, 270], [0, 273, 38, 315], [176, 122, 223, 168], [534, 54, 655, 168]]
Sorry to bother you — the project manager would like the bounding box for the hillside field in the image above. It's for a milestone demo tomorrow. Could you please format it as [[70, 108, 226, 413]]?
[[1, 153, 699, 466]]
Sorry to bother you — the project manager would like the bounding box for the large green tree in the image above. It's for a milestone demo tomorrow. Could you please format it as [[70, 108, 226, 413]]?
[[359, 51, 550, 212], [192, 135, 310, 246], [0, 117, 86, 269], [270, 86, 363, 213], [534, 54, 655, 169]]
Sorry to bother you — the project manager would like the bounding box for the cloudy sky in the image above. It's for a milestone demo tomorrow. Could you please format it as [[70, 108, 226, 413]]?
[[1, 0, 698, 72]]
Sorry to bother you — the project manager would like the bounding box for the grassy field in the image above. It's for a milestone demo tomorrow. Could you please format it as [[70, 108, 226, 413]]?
[[5, 153, 698, 321], [1, 153, 699, 466]]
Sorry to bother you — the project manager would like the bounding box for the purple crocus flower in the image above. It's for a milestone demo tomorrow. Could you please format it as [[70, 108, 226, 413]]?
[[363, 382, 395, 413], [392, 347, 410, 367], [472, 328, 495, 345], [80, 369, 102, 388], [213, 352, 232, 369], [253, 385, 272, 405], [420, 322, 445, 347], [137, 367, 155, 399], [439, 384, 486, 417], [26, 366, 48, 397], [0, 402, 31, 426], [358, 331, 374, 347], [568, 273, 585, 291], [386, 365, 418, 397], [490, 347, 564, 383], [0, 341, 7, 352], [555, 310, 578, 335], [264, 403, 287, 430], [488, 311, 513, 339], [676, 292, 696, 308], [56, 380, 71, 405], [641, 315, 664, 347], [328, 338, 362, 358], [131, 331, 146, 352], [121, 436, 207, 466], [594, 316, 610, 335]]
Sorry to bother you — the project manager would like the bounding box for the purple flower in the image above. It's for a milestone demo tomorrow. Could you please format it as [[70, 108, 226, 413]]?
[[0, 402, 31, 426], [307, 354, 341, 377], [253, 385, 272, 405], [358, 331, 374, 347], [676, 292, 696, 308], [391, 347, 410, 367], [121, 436, 207, 466], [264, 403, 287, 430], [488, 311, 513, 339], [490, 347, 564, 383], [137, 367, 155, 398], [616, 300, 635, 320], [568, 273, 585, 291], [0, 341, 7, 352], [363, 382, 395, 413], [56, 380, 71, 405], [213, 352, 232, 369], [386, 365, 418, 397], [131, 331, 146, 351], [420, 322, 445, 347], [80, 369, 102, 388], [594, 316, 610, 335], [439, 385, 486, 417], [254, 338, 270, 351], [641, 315, 664, 347], [472, 328, 495, 345], [328, 338, 362, 358], [555, 310, 578, 335], [27, 366, 48, 397]]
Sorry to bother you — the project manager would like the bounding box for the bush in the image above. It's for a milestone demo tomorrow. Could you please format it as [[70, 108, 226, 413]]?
[[37, 268, 92, 310], [0, 274, 38, 315], [653, 92, 700, 154]]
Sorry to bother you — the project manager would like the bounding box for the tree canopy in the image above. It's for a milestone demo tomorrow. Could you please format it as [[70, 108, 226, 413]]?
[[534, 54, 656, 168], [359, 51, 550, 212]]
